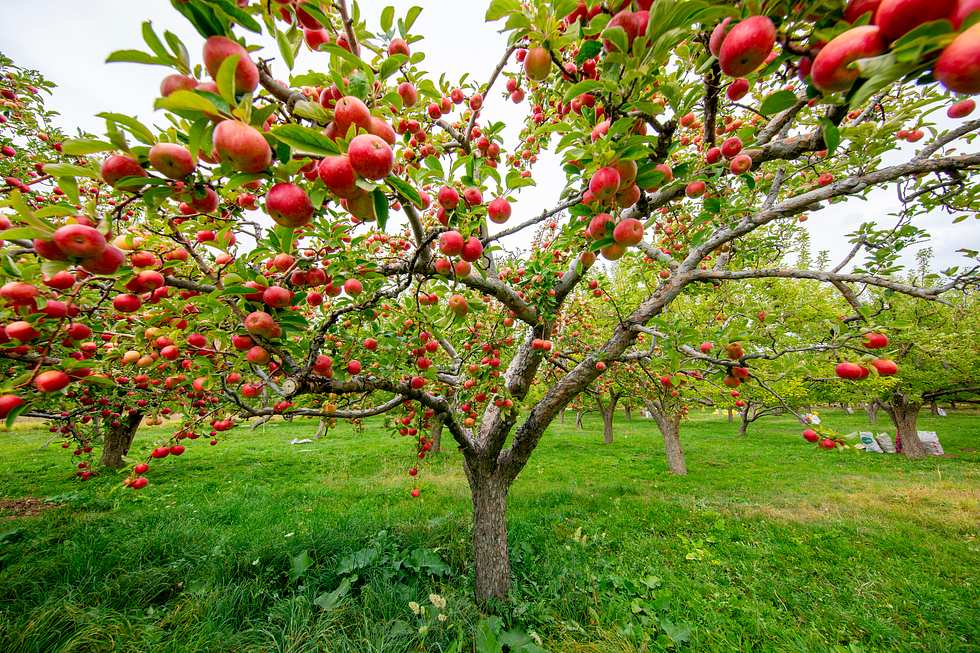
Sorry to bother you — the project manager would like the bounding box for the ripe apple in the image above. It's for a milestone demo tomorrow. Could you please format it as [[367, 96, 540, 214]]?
[[588, 213, 614, 240], [934, 22, 980, 94], [951, 0, 980, 28], [460, 237, 484, 262], [488, 197, 511, 223], [244, 311, 281, 338], [802, 428, 820, 442], [811, 26, 887, 92], [729, 153, 753, 174], [134, 462, 149, 475], [448, 294, 469, 316], [213, 120, 272, 173], [52, 224, 106, 258], [685, 180, 706, 197], [843, 0, 881, 22], [819, 438, 837, 449], [333, 96, 372, 135], [397, 82, 418, 107], [100, 155, 147, 188], [524, 47, 552, 81], [718, 16, 776, 77], [33, 238, 68, 261], [318, 155, 359, 199], [600, 242, 626, 260], [871, 358, 898, 375], [439, 230, 465, 256], [347, 359, 362, 375], [246, 345, 270, 364], [113, 294, 141, 313], [5, 321, 38, 341], [438, 186, 459, 209], [862, 332, 889, 348], [948, 98, 976, 118], [612, 218, 644, 246], [727, 77, 750, 101], [463, 187, 483, 206], [266, 183, 313, 228], [148, 143, 195, 179], [699, 342, 714, 353], [344, 190, 377, 222], [709, 17, 733, 57], [34, 370, 71, 393], [202, 35, 259, 93], [262, 285, 293, 308], [347, 134, 394, 180], [589, 166, 621, 201], [343, 278, 363, 296], [874, 0, 956, 42], [835, 361, 866, 379], [721, 136, 743, 159], [160, 74, 197, 97]]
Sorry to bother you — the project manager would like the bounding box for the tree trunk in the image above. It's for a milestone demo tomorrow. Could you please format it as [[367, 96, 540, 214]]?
[[575, 410, 583, 429], [727, 407, 734, 423], [624, 402, 632, 421], [315, 417, 329, 439], [887, 395, 926, 459], [597, 393, 618, 444], [865, 402, 879, 423], [929, 401, 939, 416], [647, 402, 686, 475], [100, 411, 143, 469], [559, 409, 565, 424], [738, 409, 750, 436], [468, 472, 510, 603], [429, 414, 444, 454]]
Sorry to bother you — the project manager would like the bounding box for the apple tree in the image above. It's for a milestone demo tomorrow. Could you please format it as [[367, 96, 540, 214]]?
[[1, 0, 979, 603]]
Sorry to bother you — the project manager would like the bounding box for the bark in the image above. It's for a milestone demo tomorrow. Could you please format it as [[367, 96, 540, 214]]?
[[865, 402, 879, 423], [929, 401, 939, 416], [315, 417, 329, 439], [646, 402, 686, 475], [738, 408, 750, 437], [727, 408, 734, 423], [575, 410, 583, 429], [429, 414, 444, 454], [597, 392, 618, 444], [559, 409, 565, 424], [100, 411, 143, 469], [468, 471, 510, 603], [624, 402, 632, 421], [886, 394, 927, 459]]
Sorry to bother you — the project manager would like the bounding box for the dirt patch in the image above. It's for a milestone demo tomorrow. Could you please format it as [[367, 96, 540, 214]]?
[[0, 497, 59, 519]]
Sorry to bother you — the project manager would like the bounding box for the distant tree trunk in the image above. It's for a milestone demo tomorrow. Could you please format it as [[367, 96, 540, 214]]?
[[596, 392, 619, 444], [738, 405, 750, 436], [559, 409, 565, 424], [575, 410, 584, 429], [315, 417, 330, 439], [727, 408, 734, 423], [949, 401, 957, 410], [929, 400, 939, 416], [646, 401, 686, 475], [100, 411, 143, 469], [429, 414, 444, 454], [885, 394, 926, 459], [842, 403, 853, 414], [865, 402, 879, 423], [624, 402, 632, 421]]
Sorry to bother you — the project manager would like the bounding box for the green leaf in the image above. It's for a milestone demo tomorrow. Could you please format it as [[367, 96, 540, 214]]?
[[42, 163, 100, 179], [386, 175, 422, 207], [97, 112, 156, 145], [5, 402, 28, 430], [269, 124, 340, 156], [759, 90, 798, 115], [188, 118, 211, 162], [601, 26, 629, 55], [379, 55, 406, 80], [207, 0, 263, 32], [485, 0, 520, 21], [404, 6, 422, 31], [372, 188, 389, 231], [216, 54, 240, 104], [142, 21, 172, 60], [314, 577, 351, 610], [322, 44, 375, 83], [576, 40, 602, 64], [289, 550, 313, 583], [154, 90, 222, 118], [0, 227, 46, 241], [562, 79, 603, 103], [59, 139, 116, 155], [164, 30, 191, 71], [820, 118, 840, 156], [105, 50, 167, 66], [275, 25, 299, 71], [57, 177, 79, 204], [380, 6, 395, 32], [171, 0, 225, 38]]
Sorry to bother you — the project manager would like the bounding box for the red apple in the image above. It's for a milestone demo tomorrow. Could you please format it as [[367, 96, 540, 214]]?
[[460, 236, 484, 262], [100, 155, 147, 188], [347, 134, 393, 180], [333, 96, 372, 135], [148, 143, 195, 179], [447, 294, 469, 316], [718, 16, 776, 77], [202, 35, 259, 94], [811, 26, 887, 92], [612, 218, 644, 246], [727, 77, 750, 101], [318, 155, 359, 199], [244, 311, 281, 338], [862, 332, 889, 348], [934, 22, 980, 94], [802, 428, 820, 442], [589, 166, 621, 200], [81, 245, 125, 275], [34, 370, 70, 393], [53, 224, 106, 258], [438, 186, 459, 209], [5, 321, 38, 341], [709, 17, 733, 57], [835, 361, 866, 379], [843, 0, 882, 22], [266, 183, 313, 228], [160, 74, 197, 97], [524, 47, 552, 81], [874, 0, 956, 41], [488, 197, 511, 223], [947, 98, 976, 118], [213, 120, 272, 173], [871, 358, 898, 375]]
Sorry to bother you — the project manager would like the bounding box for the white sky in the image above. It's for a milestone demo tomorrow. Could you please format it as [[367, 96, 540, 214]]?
[[3, 0, 976, 271]]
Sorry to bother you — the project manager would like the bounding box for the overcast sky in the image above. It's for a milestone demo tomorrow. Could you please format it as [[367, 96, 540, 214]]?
[[3, 0, 976, 271]]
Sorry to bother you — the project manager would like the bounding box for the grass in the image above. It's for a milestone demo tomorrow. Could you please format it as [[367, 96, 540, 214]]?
[[0, 408, 978, 652]]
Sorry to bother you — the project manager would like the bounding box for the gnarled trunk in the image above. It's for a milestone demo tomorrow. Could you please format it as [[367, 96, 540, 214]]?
[[886, 394, 926, 459], [738, 405, 750, 436], [597, 392, 618, 444], [467, 469, 510, 603], [623, 402, 632, 421], [100, 411, 143, 469], [429, 414, 444, 454], [315, 417, 330, 439], [575, 410, 583, 429]]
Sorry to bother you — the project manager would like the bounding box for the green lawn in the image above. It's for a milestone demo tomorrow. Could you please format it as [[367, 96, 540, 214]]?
[[0, 408, 977, 652]]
